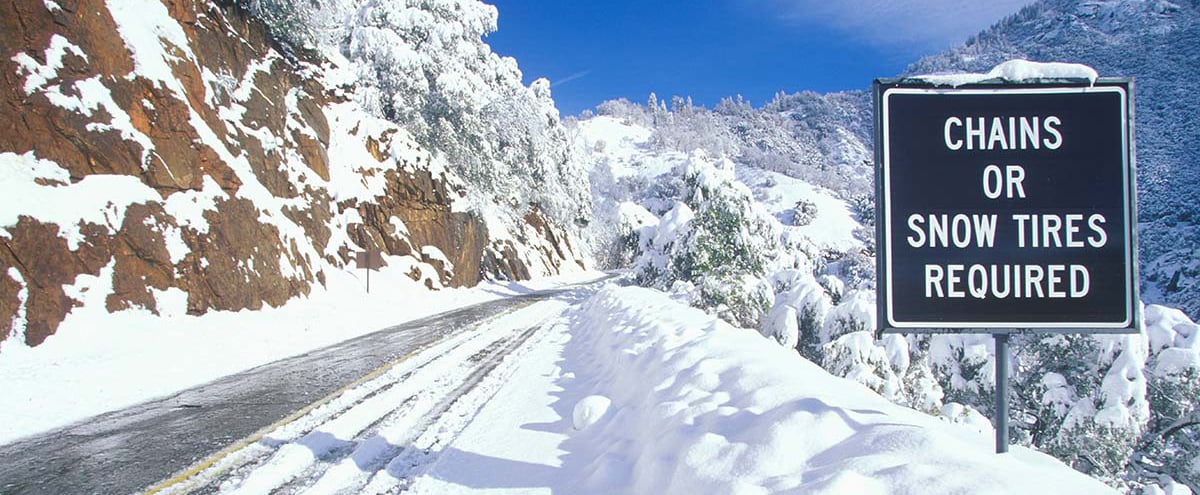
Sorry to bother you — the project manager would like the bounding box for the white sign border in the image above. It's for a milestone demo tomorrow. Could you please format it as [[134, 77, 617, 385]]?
[[880, 85, 1134, 329]]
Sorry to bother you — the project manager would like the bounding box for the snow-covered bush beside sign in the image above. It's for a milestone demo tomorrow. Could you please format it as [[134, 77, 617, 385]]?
[[631, 153, 779, 328]]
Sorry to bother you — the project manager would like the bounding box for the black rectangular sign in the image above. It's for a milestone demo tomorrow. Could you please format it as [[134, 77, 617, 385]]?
[[874, 80, 1138, 333]]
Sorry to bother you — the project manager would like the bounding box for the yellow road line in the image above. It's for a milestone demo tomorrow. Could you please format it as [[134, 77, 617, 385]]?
[[140, 346, 420, 495]]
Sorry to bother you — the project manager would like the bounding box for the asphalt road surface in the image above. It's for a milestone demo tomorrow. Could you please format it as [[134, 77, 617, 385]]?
[[0, 282, 596, 495]]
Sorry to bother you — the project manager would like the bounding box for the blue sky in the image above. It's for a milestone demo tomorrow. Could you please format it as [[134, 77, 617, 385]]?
[[485, 0, 1034, 116]]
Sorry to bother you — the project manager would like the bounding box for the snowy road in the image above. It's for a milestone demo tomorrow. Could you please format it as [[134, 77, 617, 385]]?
[[0, 283, 599, 495], [0, 281, 1122, 495]]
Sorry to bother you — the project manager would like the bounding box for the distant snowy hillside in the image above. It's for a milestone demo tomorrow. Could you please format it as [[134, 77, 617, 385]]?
[[906, 0, 1200, 321], [0, 0, 588, 350], [583, 93, 873, 202], [572, 114, 869, 313]]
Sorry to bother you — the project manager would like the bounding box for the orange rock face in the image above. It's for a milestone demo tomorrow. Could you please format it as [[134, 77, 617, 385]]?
[[0, 0, 585, 348]]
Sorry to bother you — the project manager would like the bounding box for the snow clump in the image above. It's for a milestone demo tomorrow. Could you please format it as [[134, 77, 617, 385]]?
[[572, 395, 611, 431]]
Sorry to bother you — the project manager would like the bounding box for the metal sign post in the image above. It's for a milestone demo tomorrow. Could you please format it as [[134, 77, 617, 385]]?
[[872, 78, 1140, 454], [994, 333, 1010, 453]]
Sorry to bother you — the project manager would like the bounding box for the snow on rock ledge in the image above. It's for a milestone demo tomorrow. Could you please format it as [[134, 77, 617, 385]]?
[[0, 0, 584, 349], [566, 286, 1118, 494], [913, 59, 1100, 87]]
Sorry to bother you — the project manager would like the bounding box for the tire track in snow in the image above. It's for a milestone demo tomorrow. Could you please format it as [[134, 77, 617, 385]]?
[[306, 323, 545, 495], [157, 299, 570, 495], [361, 317, 563, 495]]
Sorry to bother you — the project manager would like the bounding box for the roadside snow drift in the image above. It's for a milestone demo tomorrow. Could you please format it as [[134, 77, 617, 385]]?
[[560, 286, 1116, 494]]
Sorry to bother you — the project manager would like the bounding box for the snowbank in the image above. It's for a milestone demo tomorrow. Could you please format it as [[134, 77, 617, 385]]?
[[914, 59, 1099, 87], [561, 286, 1117, 494]]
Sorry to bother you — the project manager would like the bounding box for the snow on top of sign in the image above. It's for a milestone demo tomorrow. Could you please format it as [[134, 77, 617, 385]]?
[[913, 59, 1099, 87]]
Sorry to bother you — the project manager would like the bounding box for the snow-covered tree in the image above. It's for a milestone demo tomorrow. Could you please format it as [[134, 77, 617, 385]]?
[[765, 269, 832, 362], [1141, 367, 1200, 491], [1018, 334, 1148, 485], [1135, 306, 1200, 492], [233, 0, 319, 54], [342, 0, 591, 231], [631, 153, 779, 328]]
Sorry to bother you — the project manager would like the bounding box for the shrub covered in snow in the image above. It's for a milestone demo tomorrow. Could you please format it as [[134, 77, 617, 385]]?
[[759, 303, 799, 349], [792, 198, 818, 226], [632, 153, 780, 328], [820, 290, 874, 343], [1142, 367, 1200, 491], [767, 297, 1200, 492], [763, 269, 832, 360], [1134, 306, 1200, 492]]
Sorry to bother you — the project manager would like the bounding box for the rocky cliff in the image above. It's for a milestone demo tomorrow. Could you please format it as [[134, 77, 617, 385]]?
[[0, 0, 586, 348]]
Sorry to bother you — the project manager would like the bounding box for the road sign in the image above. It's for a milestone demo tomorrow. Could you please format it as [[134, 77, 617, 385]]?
[[356, 250, 384, 293], [874, 79, 1139, 333], [355, 250, 384, 270]]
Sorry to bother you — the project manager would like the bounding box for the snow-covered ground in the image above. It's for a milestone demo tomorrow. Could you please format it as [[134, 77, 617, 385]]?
[[406, 285, 1116, 494], [735, 166, 862, 252], [574, 116, 686, 180], [0, 264, 605, 445]]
